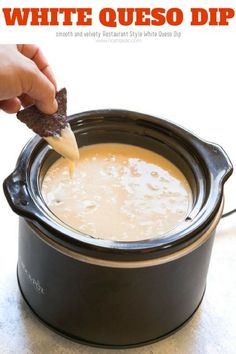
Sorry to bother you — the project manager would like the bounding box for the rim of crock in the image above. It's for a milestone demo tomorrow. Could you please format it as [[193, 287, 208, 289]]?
[[4, 109, 233, 261], [25, 199, 224, 268]]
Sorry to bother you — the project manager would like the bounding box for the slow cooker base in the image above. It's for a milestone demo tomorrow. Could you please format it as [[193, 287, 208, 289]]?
[[17, 265, 206, 349]]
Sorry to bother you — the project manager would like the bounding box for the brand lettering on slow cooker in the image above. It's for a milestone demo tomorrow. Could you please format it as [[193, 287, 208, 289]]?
[[20, 261, 45, 295]]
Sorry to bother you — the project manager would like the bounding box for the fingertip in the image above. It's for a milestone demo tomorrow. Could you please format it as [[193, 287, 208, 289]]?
[[23, 65, 58, 115], [0, 98, 21, 114], [36, 98, 58, 115], [43, 66, 57, 90], [51, 98, 58, 113]]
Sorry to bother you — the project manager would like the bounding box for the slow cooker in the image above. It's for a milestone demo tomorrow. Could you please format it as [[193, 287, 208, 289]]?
[[3, 109, 233, 348]]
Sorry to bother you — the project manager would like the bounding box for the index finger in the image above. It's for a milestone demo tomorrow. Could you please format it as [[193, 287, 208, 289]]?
[[17, 44, 57, 88]]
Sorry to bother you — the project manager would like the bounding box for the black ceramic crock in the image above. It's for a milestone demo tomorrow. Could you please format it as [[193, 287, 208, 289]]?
[[3, 110, 233, 348]]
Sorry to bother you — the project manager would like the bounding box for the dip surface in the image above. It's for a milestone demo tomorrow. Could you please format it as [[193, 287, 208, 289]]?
[[42, 143, 192, 241]]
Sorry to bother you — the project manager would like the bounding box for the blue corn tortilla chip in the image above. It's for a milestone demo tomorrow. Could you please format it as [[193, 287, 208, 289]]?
[[17, 88, 67, 137]]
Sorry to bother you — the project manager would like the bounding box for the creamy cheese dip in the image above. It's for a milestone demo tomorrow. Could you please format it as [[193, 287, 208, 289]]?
[[45, 125, 80, 162], [44, 125, 80, 175], [42, 143, 192, 241]]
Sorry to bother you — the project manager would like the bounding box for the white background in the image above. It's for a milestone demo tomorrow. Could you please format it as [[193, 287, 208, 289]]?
[[0, 1, 236, 353]]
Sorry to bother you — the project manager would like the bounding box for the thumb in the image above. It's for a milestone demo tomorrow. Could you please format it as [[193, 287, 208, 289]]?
[[21, 63, 58, 114]]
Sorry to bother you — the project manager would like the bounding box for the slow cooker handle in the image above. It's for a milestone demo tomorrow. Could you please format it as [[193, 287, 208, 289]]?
[[199, 141, 233, 182], [3, 169, 44, 222]]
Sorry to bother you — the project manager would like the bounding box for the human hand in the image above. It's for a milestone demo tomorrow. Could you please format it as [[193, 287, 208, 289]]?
[[0, 44, 58, 114]]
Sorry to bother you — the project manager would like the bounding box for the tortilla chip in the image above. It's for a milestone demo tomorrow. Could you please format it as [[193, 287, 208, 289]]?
[[17, 88, 67, 137]]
